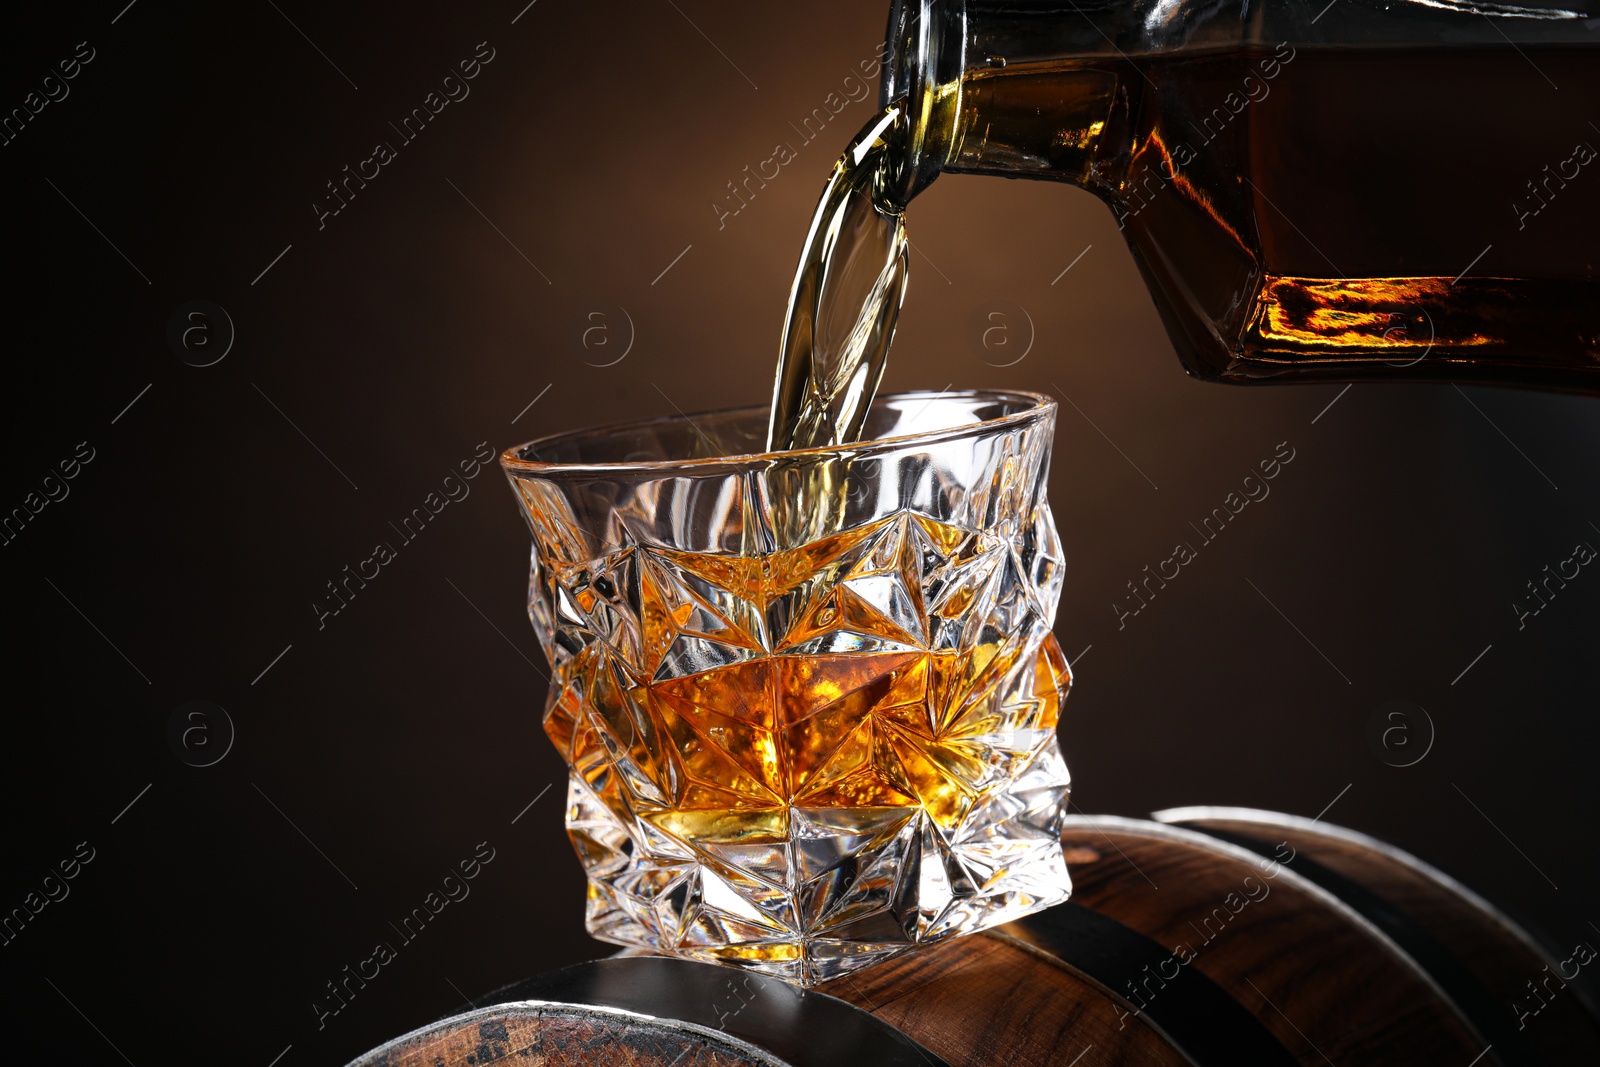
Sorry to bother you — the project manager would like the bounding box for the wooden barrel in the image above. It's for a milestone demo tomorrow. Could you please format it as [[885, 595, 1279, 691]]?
[[1152, 806, 1600, 1067], [351, 811, 1600, 1066]]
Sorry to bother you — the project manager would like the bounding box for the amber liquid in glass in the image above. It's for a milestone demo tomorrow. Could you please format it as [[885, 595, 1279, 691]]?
[[545, 515, 1069, 950], [941, 46, 1600, 390]]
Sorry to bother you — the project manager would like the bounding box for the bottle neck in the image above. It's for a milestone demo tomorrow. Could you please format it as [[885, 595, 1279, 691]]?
[[882, 0, 1130, 202]]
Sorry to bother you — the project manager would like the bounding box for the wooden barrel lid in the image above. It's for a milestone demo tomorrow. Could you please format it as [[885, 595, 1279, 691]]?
[[353, 1003, 782, 1067], [349, 956, 949, 1067]]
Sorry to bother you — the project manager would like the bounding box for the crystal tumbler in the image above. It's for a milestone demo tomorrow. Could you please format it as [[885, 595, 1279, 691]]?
[[502, 389, 1072, 985]]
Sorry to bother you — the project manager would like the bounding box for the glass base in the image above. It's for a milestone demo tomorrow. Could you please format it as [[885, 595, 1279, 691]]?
[[565, 738, 1072, 987]]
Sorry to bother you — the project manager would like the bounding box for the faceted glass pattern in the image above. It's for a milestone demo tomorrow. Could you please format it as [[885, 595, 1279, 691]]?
[[502, 391, 1071, 985]]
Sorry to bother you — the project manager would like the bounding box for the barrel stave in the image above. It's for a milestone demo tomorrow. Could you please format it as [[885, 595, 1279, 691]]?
[[1161, 810, 1600, 1065], [820, 925, 1188, 1067], [1062, 820, 1486, 1065]]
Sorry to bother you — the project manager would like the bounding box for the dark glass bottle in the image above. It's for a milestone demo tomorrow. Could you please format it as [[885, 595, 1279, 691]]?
[[882, 0, 1600, 393]]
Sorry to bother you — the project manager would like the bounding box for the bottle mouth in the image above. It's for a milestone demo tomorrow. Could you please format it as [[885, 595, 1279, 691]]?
[[880, 0, 966, 204]]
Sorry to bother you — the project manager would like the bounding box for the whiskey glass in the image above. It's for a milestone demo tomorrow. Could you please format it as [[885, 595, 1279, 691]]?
[[502, 389, 1071, 985]]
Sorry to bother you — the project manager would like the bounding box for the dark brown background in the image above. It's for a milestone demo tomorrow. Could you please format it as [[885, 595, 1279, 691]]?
[[2, 2, 1595, 1062]]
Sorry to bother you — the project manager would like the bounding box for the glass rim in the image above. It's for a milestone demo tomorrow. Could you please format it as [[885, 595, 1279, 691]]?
[[499, 387, 1056, 478]]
